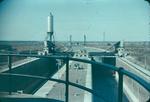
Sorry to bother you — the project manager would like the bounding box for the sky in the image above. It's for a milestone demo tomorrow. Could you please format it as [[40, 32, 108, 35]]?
[[0, 0, 150, 41]]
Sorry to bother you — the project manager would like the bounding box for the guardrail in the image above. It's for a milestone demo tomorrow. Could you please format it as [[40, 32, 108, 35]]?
[[0, 54, 150, 102]]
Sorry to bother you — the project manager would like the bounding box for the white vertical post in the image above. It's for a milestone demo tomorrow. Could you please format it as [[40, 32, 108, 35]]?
[[48, 16, 50, 32], [48, 13, 53, 33]]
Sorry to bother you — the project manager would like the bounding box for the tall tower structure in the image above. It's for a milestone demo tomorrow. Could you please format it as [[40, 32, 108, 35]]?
[[69, 35, 72, 47], [44, 12, 54, 55], [84, 34, 86, 46], [103, 32, 105, 42], [47, 12, 53, 42]]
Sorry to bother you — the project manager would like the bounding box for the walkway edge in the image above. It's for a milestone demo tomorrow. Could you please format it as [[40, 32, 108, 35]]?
[[84, 62, 92, 102]]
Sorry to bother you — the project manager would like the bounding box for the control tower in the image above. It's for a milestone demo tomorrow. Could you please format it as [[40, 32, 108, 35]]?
[[44, 13, 55, 55]]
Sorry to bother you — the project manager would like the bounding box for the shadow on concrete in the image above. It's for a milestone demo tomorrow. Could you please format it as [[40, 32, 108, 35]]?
[[92, 63, 129, 102], [0, 58, 57, 94]]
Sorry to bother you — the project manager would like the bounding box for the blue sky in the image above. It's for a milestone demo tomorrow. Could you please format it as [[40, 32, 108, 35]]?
[[0, 0, 150, 41]]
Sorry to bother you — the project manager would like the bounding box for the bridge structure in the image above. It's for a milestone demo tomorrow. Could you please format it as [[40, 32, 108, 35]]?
[[0, 46, 150, 102]]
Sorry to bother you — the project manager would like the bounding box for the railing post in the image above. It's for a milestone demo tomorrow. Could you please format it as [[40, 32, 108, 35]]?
[[65, 56, 69, 102], [118, 67, 124, 102], [8, 55, 12, 95]]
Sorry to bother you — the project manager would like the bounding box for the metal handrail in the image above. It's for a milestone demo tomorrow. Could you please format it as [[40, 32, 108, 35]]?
[[0, 73, 106, 101], [0, 54, 150, 102]]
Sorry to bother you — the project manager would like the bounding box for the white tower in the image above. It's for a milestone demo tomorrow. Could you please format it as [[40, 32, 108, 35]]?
[[47, 12, 53, 41], [44, 12, 54, 55]]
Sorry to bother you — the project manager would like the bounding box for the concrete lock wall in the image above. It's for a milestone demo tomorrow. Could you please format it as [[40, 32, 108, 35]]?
[[123, 75, 149, 102], [91, 57, 118, 102], [0, 58, 57, 94], [116, 58, 150, 102]]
